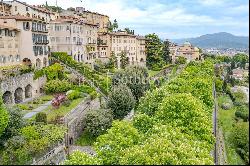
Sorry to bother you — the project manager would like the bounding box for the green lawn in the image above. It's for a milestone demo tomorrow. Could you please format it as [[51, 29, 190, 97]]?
[[218, 94, 245, 165], [43, 98, 85, 122], [17, 95, 53, 114], [75, 130, 97, 146]]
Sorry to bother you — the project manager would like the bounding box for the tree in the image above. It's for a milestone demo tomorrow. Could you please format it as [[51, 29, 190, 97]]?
[[84, 109, 113, 137], [0, 97, 9, 137], [231, 122, 249, 164], [162, 39, 171, 64], [112, 66, 150, 101], [64, 151, 101, 165], [94, 120, 142, 165], [113, 19, 118, 30], [175, 56, 187, 64], [145, 33, 165, 70], [120, 51, 129, 69], [107, 51, 117, 69], [0, 107, 25, 148], [107, 85, 136, 119]]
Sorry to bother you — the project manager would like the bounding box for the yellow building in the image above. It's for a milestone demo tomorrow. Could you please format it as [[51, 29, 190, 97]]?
[[0, 1, 12, 16], [171, 41, 200, 63]]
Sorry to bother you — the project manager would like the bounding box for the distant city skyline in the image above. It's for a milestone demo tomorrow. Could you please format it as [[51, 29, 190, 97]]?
[[22, 0, 249, 39]]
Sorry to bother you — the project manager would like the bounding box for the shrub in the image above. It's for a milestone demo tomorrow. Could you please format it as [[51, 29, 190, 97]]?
[[0, 98, 9, 137], [44, 79, 72, 94], [107, 85, 136, 119], [235, 105, 249, 122], [90, 91, 98, 100], [64, 151, 101, 165], [230, 122, 249, 164], [84, 109, 113, 137], [67, 90, 81, 101], [35, 112, 47, 124], [112, 66, 150, 101]]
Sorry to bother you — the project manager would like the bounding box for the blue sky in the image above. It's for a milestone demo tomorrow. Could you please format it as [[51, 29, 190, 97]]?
[[24, 0, 249, 39]]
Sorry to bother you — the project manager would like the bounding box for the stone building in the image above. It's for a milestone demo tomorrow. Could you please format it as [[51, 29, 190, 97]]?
[[0, 23, 20, 67], [97, 30, 146, 68], [170, 41, 200, 63], [49, 18, 98, 64], [0, 15, 49, 69]]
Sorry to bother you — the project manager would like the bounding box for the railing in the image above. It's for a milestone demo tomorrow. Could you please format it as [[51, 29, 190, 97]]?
[[35, 40, 49, 45], [76, 41, 82, 45]]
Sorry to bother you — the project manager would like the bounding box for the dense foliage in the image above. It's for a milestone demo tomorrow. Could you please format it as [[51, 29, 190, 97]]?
[[51, 52, 111, 95], [0, 98, 9, 137], [1, 124, 66, 165], [64, 60, 215, 165], [112, 66, 150, 100], [107, 85, 136, 119], [0, 107, 25, 147], [64, 151, 101, 165], [84, 109, 113, 137], [44, 79, 72, 94]]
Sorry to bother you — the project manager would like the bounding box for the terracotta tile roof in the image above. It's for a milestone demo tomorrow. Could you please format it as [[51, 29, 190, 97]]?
[[0, 15, 43, 21]]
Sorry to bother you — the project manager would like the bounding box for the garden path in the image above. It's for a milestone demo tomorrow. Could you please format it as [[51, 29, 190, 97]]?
[[23, 101, 52, 119]]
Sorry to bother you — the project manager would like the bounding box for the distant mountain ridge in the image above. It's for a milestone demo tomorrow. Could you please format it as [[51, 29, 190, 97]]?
[[171, 32, 249, 49]]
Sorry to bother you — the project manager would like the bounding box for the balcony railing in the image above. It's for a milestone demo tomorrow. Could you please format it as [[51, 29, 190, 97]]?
[[32, 28, 48, 33], [35, 40, 49, 45]]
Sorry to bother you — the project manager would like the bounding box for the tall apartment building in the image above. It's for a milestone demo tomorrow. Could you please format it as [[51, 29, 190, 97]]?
[[97, 31, 146, 68], [0, 15, 49, 68], [49, 18, 98, 64], [0, 23, 20, 67]]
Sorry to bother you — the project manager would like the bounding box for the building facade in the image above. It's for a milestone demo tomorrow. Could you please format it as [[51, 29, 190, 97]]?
[[170, 41, 200, 63], [0, 23, 20, 67], [49, 18, 98, 64]]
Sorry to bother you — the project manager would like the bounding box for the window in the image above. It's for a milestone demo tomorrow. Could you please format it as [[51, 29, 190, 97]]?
[[16, 55, 20, 62], [23, 22, 30, 31], [15, 6, 17, 11], [26, 7, 29, 11]]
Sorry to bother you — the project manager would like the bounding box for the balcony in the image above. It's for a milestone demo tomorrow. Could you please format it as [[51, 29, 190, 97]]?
[[32, 28, 48, 33], [35, 40, 49, 45]]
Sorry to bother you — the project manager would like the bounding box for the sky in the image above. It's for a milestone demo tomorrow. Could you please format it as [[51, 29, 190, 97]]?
[[23, 0, 249, 39]]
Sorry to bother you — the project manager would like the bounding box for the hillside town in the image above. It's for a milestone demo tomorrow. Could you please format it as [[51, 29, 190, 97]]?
[[0, 0, 249, 165]]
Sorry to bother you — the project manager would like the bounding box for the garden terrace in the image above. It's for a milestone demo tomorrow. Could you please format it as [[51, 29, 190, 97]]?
[[0, 64, 34, 81], [50, 52, 111, 96], [64, 60, 216, 165]]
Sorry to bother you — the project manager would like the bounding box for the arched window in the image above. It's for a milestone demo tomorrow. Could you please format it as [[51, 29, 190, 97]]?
[[16, 55, 20, 62]]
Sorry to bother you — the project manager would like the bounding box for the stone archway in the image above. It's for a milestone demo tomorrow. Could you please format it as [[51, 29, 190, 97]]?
[[25, 84, 32, 98], [14, 88, 23, 104], [2, 91, 12, 104]]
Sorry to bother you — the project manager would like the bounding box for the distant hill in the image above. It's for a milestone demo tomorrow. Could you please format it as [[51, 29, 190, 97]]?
[[171, 32, 249, 49]]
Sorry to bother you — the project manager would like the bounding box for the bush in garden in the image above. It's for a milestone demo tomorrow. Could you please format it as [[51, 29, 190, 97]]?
[[44, 79, 72, 94], [120, 125, 213, 165], [51, 94, 67, 109], [84, 109, 113, 137], [156, 93, 214, 143], [1, 124, 66, 165], [64, 151, 101, 165], [0, 97, 9, 137], [230, 122, 249, 164], [0, 107, 26, 147], [175, 56, 187, 64], [235, 105, 249, 122], [107, 85, 136, 119], [112, 66, 150, 101], [133, 113, 155, 133], [94, 120, 142, 165], [35, 112, 47, 124], [67, 90, 81, 101]]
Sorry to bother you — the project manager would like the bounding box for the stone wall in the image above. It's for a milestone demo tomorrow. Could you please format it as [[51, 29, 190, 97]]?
[[0, 73, 46, 104]]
